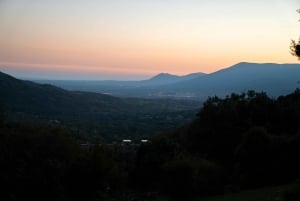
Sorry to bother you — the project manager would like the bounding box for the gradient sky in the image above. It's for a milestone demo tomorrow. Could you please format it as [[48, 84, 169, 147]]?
[[0, 0, 299, 80]]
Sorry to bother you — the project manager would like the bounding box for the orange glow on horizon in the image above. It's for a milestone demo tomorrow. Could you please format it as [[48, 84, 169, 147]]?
[[0, 0, 299, 79]]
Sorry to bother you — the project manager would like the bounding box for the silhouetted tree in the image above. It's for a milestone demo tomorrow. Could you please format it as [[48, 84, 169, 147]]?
[[186, 91, 275, 165], [235, 127, 272, 187], [0, 125, 80, 201], [163, 159, 196, 201], [0, 104, 3, 126], [288, 131, 300, 178], [162, 157, 223, 201], [133, 136, 183, 191], [284, 187, 300, 201], [290, 9, 300, 59], [290, 40, 300, 59]]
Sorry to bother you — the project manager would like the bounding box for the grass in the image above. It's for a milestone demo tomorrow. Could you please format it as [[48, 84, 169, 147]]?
[[202, 186, 284, 201], [155, 180, 300, 201]]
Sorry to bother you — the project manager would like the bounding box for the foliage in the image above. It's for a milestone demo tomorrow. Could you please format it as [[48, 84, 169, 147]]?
[[200, 180, 300, 201], [235, 127, 273, 186], [162, 158, 222, 201], [290, 9, 300, 59], [1, 89, 300, 200], [284, 187, 300, 201], [166, 90, 300, 192], [0, 103, 4, 126], [133, 136, 184, 191], [290, 39, 300, 59], [0, 124, 125, 201]]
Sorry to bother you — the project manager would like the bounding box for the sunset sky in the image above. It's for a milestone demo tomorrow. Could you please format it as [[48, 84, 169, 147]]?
[[0, 0, 299, 80]]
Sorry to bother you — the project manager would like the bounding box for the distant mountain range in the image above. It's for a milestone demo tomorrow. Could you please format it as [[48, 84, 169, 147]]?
[[33, 72, 206, 95], [34, 62, 300, 99], [161, 62, 300, 98]]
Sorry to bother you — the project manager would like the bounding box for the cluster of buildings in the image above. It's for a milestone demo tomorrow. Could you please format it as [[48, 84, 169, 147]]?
[[80, 139, 150, 148]]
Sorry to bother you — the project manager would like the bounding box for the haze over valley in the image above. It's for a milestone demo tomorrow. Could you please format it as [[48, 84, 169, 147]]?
[[34, 62, 300, 99]]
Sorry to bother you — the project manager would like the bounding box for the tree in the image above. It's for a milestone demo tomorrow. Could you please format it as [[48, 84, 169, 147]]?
[[290, 9, 300, 59], [235, 127, 272, 187], [0, 103, 4, 126], [162, 158, 222, 201]]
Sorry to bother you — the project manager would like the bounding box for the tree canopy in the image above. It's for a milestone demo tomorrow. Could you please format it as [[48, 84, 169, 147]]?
[[290, 9, 300, 59]]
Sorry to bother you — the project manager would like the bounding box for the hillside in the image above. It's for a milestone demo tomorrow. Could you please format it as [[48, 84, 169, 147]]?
[[135, 89, 300, 201], [161, 62, 300, 98], [0, 72, 120, 117], [0, 72, 199, 141], [1, 89, 300, 201]]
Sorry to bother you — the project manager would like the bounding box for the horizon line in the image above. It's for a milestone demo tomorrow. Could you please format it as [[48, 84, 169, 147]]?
[[1, 61, 300, 81]]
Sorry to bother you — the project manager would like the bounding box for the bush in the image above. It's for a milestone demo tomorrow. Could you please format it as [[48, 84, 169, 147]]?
[[162, 158, 223, 201], [284, 188, 300, 201], [235, 127, 272, 186], [0, 104, 4, 126]]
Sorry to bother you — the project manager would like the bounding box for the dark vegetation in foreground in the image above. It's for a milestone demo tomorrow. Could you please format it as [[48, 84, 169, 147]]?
[[1, 89, 300, 201]]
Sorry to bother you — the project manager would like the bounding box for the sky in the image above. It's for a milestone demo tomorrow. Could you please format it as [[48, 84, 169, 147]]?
[[0, 0, 300, 80]]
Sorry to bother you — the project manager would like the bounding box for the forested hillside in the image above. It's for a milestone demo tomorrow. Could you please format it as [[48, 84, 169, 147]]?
[[134, 89, 300, 200], [0, 71, 199, 141], [1, 90, 300, 201]]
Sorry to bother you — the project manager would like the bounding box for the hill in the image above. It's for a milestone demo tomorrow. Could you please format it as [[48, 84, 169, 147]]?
[[0, 71, 199, 141], [143, 72, 206, 85], [0, 72, 119, 117]]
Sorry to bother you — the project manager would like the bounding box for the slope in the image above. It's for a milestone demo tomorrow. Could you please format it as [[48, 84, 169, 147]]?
[[0, 71, 199, 141], [161, 62, 300, 98]]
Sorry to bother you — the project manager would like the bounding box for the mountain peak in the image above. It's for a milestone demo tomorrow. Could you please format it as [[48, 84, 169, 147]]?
[[149, 73, 179, 80], [234, 62, 283, 67]]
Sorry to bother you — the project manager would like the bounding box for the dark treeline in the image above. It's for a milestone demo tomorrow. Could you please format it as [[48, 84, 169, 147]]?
[[0, 124, 128, 201], [134, 90, 300, 200], [1, 90, 300, 201]]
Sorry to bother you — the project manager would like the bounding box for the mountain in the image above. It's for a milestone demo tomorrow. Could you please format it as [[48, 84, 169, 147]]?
[[142, 72, 206, 85], [33, 63, 300, 100], [0, 71, 199, 141], [33, 72, 206, 95], [145, 73, 180, 83], [161, 62, 300, 98]]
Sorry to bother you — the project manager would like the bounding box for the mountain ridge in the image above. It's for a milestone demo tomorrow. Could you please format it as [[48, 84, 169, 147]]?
[[143, 72, 206, 85], [30, 71, 206, 95], [158, 62, 300, 98], [3, 62, 300, 99]]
